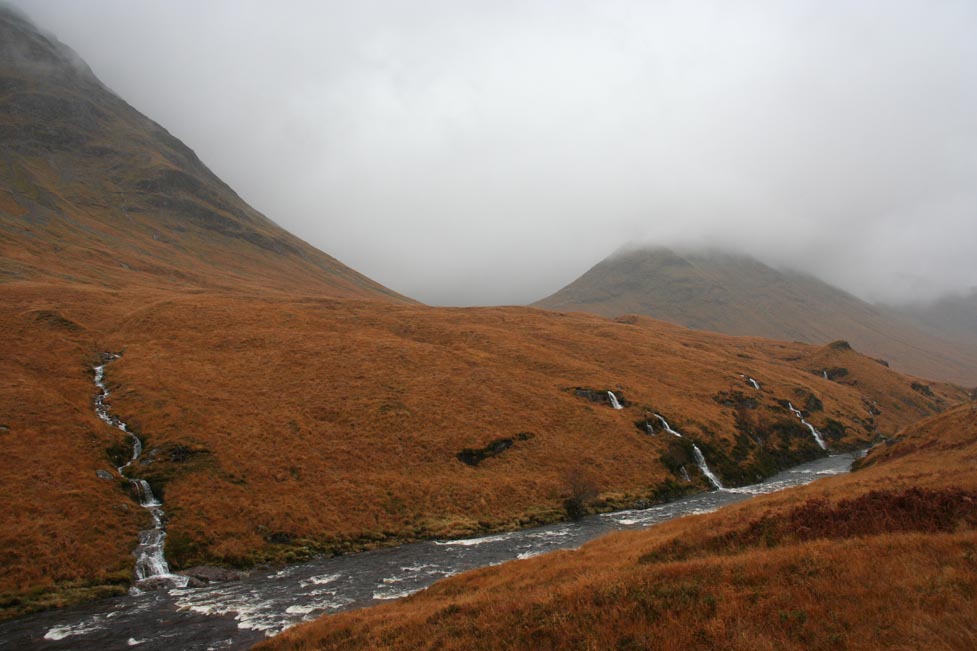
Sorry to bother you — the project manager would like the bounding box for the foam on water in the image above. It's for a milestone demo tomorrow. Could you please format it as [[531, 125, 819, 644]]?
[[44, 620, 105, 641], [435, 532, 518, 546]]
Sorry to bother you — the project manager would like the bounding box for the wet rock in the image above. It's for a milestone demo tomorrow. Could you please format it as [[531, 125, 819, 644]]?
[[635, 419, 657, 435], [96, 469, 114, 481], [457, 433, 534, 467], [266, 532, 293, 545], [135, 576, 181, 592], [168, 443, 209, 462], [573, 387, 631, 408], [911, 382, 935, 397], [180, 566, 245, 583]]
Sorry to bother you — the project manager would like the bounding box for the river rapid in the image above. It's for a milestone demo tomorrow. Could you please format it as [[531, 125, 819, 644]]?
[[0, 453, 855, 651]]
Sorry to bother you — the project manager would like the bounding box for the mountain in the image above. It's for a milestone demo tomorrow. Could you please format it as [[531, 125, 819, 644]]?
[[890, 288, 977, 362], [0, 7, 969, 625], [264, 400, 977, 651], [0, 7, 408, 300], [535, 246, 977, 385]]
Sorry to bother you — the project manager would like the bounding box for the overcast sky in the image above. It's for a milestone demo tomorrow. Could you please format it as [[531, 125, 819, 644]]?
[[10, 0, 977, 305]]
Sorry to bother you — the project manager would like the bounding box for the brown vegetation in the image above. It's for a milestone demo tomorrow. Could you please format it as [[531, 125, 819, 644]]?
[[1, 8, 972, 626], [535, 247, 977, 385], [264, 403, 977, 651], [0, 281, 966, 618]]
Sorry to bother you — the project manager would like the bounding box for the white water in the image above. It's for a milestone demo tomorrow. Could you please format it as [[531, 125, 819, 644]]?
[[654, 414, 724, 490], [739, 374, 761, 390], [4, 454, 855, 650], [607, 391, 623, 410], [690, 445, 725, 490], [787, 401, 828, 450], [93, 354, 188, 590], [823, 370, 829, 380]]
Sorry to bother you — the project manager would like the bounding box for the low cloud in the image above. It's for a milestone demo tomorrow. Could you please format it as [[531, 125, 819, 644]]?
[[11, 0, 977, 305]]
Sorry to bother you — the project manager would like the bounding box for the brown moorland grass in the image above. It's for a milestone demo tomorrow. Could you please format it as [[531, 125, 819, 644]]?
[[263, 402, 977, 651], [0, 280, 967, 619], [1, 9, 971, 622]]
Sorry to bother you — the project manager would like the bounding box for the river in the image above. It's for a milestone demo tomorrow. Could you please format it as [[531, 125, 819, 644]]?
[[0, 453, 855, 651]]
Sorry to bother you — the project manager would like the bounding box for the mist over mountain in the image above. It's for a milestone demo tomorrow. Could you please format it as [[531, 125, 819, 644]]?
[[0, 5, 408, 300], [2, 5, 976, 648], [535, 245, 977, 385], [8, 0, 977, 306]]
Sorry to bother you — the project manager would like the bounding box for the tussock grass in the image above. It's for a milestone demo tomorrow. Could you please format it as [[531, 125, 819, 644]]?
[[263, 403, 977, 651]]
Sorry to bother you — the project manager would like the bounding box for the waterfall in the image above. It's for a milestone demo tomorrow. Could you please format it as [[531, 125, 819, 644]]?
[[653, 413, 724, 490], [787, 401, 827, 450], [738, 373, 761, 390], [606, 391, 623, 410], [823, 370, 829, 380], [94, 354, 187, 590], [690, 445, 724, 490]]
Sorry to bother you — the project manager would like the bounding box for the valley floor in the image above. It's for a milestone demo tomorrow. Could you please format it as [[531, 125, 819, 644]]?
[[263, 403, 977, 651]]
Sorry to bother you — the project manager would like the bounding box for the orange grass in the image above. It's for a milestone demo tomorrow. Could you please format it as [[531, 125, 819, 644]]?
[[0, 279, 966, 618], [263, 403, 977, 651]]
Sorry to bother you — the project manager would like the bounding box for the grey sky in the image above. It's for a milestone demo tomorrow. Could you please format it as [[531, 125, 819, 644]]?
[[9, 0, 977, 305]]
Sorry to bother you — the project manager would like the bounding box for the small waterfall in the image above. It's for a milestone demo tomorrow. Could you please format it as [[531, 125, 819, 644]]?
[[787, 401, 827, 450], [822, 370, 829, 380], [606, 391, 623, 410], [653, 414, 681, 437], [690, 445, 724, 490], [94, 354, 187, 590], [654, 414, 724, 490], [738, 374, 761, 390]]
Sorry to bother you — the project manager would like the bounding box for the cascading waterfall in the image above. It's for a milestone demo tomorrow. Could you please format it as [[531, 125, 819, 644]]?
[[823, 370, 829, 380], [787, 401, 827, 450], [94, 353, 188, 590], [654, 414, 724, 490], [606, 391, 623, 410]]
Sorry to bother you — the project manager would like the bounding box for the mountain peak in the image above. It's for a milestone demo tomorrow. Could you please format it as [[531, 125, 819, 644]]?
[[0, 6, 411, 300], [535, 244, 977, 384]]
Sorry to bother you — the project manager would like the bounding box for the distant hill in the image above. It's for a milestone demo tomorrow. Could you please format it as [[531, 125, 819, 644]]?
[[0, 7, 409, 300], [534, 246, 977, 385], [890, 288, 977, 362]]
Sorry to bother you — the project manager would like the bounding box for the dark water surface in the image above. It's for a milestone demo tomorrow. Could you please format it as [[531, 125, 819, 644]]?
[[0, 453, 855, 651]]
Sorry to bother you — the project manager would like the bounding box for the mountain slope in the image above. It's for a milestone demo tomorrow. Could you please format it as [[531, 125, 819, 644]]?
[[535, 246, 977, 385], [0, 7, 969, 623], [891, 288, 977, 363], [0, 7, 408, 299], [264, 402, 977, 651]]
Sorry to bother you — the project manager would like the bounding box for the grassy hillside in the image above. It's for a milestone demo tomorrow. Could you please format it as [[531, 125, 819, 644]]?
[[0, 281, 965, 618], [263, 402, 977, 651], [0, 7, 970, 625], [0, 8, 409, 301], [535, 246, 977, 385]]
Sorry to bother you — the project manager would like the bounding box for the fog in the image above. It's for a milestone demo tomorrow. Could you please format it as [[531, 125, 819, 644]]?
[[9, 0, 977, 306]]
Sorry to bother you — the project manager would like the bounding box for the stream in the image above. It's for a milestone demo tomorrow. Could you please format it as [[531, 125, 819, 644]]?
[[0, 453, 855, 651]]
